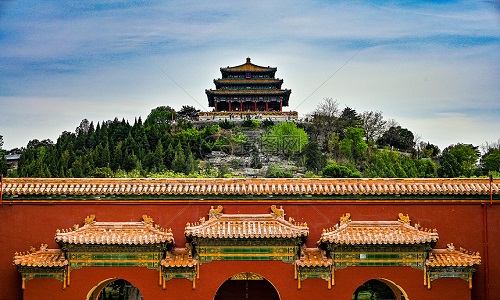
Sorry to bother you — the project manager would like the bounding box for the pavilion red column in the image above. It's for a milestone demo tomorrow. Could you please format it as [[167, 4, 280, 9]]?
[[254, 102, 257, 111], [280, 100, 282, 111], [265, 102, 268, 111], [229, 102, 232, 111], [214, 101, 218, 111], [240, 101, 243, 111]]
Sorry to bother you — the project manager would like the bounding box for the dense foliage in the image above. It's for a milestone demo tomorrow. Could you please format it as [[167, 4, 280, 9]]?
[[1, 102, 498, 178]]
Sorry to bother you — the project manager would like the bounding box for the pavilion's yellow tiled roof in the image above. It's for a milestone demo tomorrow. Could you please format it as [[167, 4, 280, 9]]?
[[161, 247, 198, 268], [426, 244, 481, 267], [295, 247, 332, 267], [205, 89, 290, 95], [185, 205, 309, 239], [2, 178, 498, 197], [55, 215, 174, 246], [215, 79, 282, 84], [13, 245, 67, 268], [221, 59, 275, 72], [319, 213, 439, 245]]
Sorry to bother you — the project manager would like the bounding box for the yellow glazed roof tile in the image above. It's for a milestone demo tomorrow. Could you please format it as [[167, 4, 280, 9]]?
[[427, 244, 481, 267], [185, 205, 308, 239], [319, 213, 439, 245], [295, 247, 332, 267], [2, 178, 498, 197], [13, 244, 67, 267], [161, 246, 198, 268], [54, 215, 174, 246]]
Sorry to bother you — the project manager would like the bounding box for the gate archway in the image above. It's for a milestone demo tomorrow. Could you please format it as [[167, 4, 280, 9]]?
[[214, 272, 280, 300], [87, 278, 143, 300], [352, 278, 408, 300]]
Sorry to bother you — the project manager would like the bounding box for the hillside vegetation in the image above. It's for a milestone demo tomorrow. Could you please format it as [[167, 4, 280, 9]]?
[[1, 101, 498, 178]]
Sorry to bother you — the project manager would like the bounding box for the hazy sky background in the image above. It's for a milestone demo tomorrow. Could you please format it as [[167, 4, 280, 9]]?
[[1, 0, 499, 151]]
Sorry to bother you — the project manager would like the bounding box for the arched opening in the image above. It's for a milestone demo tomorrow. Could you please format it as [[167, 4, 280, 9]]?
[[87, 278, 143, 300], [352, 278, 408, 300], [214, 272, 280, 300]]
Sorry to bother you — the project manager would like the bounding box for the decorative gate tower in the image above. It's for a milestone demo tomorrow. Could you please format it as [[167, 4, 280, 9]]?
[[201, 58, 297, 121]]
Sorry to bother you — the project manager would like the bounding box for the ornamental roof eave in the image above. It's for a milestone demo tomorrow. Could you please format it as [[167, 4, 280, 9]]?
[[214, 78, 283, 85], [161, 247, 198, 268], [295, 247, 332, 267], [205, 89, 292, 96], [426, 244, 481, 268], [185, 205, 309, 240], [2, 178, 499, 199], [54, 215, 174, 247], [13, 245, 68, 268], [319, 213, 439, 246]]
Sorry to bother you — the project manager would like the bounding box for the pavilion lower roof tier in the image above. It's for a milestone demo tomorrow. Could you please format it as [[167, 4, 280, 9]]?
[[214, 78, 284, 88], [205, 89, 291, 108], [2, 178, 498, 200]]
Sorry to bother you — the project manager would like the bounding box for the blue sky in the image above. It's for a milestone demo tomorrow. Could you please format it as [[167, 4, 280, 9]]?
[[0, 0, 499, 150]]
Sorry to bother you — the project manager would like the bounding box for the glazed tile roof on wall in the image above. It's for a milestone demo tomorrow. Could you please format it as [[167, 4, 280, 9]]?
[[2, 178, 498, 198], [295, 247, 332, 267], [320, 214, 439, 245], [185, 205, 309, 239], [13, 246, 67, 268], [426, 244, 481, 267], [161, 247, 198, 268], [55, 215, 174, 246]]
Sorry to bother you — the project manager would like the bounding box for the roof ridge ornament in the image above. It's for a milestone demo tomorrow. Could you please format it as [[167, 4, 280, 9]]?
[[84, 214, 96, 226], [142, 214, 154, 225], [270, 205, 285, 219], [209, 205, 223, 220], [339, 213, 351, 225], [398, 213, 411, 224]]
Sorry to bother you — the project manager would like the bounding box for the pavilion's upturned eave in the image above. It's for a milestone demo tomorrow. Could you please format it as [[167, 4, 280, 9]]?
[[205, 89, 291, 95]]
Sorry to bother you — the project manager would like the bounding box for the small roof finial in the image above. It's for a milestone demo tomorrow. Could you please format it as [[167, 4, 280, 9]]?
[[246, 57, 251, 63]]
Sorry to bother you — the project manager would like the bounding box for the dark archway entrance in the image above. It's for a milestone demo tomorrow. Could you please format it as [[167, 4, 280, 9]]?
[[214, 272, 280, 300], [352, 279, 407, 300], [88, 278, 143, 300]]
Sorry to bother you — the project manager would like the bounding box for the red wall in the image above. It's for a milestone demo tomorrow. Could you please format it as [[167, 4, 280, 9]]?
[[1, 201, 498, 300]]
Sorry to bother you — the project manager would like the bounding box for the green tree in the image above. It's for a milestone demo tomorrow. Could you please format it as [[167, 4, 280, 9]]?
[[482, 149, 500, 174], [361, 111, 386, 144], [262, 122, 308, 156], [340, 127, 368, 164], [145, 106, 175, 127], [438, 152, 461, 177], [171, 141, 186, 173], [439, 143, 480, 177], [265, 164, 293, 178], [322, 163, 361, 178], [177, 105, 200, 121], [377, 126, 415, 152], [303, 140, 326, 172]]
